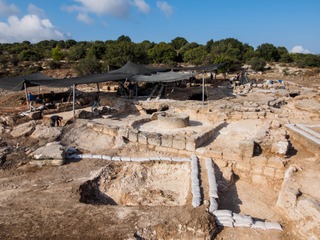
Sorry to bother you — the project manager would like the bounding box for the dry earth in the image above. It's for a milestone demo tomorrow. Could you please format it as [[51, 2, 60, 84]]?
[[0, 64, 319, 239]]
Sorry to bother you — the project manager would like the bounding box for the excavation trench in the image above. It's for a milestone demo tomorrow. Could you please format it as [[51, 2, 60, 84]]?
[[80, 162, 191, 206]]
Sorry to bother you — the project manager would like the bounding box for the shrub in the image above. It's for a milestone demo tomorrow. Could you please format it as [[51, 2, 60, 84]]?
[[249, 57, 266, 71]]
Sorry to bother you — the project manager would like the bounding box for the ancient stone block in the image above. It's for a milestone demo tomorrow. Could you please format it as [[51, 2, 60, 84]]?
[[154, 146, 167, 153], [138, 131, 148, 145], [251, 165, 264, 175], [275, 170, 284, 179], [271, 141, 289, 155], [185, 137, 196, 151], [29, 141, 66, 166], [208, 150, 223, 160], [128, 130, 138, 142], [11, 120, 36, 138], [161, 134, 173, 148], [222, 151, 241, 161], [251, 156, 267, 166], [172, 135, 186, 150], [238, 140, 254, 158], [118, 128, 129, 139], [147, 132, 161, 146], [194, 135, 204, 148], [268, 157, 285, 169], [235, 162, 251, 172], [214, 158, 228, 168], [263, 167, 275, 178]]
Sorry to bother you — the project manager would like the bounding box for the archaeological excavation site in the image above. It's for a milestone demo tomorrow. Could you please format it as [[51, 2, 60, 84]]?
[[0, 63, 319, 240]]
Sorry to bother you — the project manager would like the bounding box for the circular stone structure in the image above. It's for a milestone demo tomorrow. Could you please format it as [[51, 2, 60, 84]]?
[[157, 112, 189, 129]]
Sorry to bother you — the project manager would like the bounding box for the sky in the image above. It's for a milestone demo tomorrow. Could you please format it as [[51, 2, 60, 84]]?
[[0, 0, 319, 54]]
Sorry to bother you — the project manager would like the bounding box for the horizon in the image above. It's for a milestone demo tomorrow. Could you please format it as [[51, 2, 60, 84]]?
[[0, 0, 319, 54]]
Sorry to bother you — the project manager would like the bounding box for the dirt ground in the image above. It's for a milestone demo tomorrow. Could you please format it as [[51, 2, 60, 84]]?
[[0, 64, 319, 239]]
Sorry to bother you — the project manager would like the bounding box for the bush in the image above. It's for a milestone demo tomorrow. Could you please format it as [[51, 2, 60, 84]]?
[[248, 57, 266, 72], [75, 57, 101, 75]]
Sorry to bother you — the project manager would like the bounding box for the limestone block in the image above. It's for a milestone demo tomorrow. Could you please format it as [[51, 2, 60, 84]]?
[[214, 159, 228, 168], [271, 141, 289, 155], [161, 134, 173, 148], [128, 130, 138, 142], [263, 167, 275, 178], [238, 140, 254, 158], [194, 135, 204, 148], [138, 131, 148, 145], [267, 157, 285, 169], [178, 149, 192, 157], [147, 132, 161, 146], [29, 142, 65, 166], [296, 197, 320, 222], [274, 170, 284, 180], [118, 128, 129, 139], [251, 165, 264, 175], [30, 124, 62, 141], [172, 135, 186, 150], [11, 120, 36, 138], [165, 147, 179, 155], [235, 162, 251, 172], [252, 175, 268, 185], [185, 137, 196, 151], [251, 156, 267, 166], [223, 151, 241, 161], [276, 181, 301, 220], [208, 150, 223, 160], [154, 146, 167, 153]]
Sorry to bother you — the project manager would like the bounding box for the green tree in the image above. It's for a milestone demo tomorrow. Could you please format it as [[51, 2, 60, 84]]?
[[104, 40, 136, 66], [68, 43, 87, 61], [65, 39, 77, 49], [183, 46, 208, 65], [19, 49, 42, 61], [171, 37, 188, 50], [117, 35, 132, 42], [291, 53, 320, 68], [52, 46, 64, 61], [147, 42, 176, 64], [87, 41, 106, 60], [255, 43, 280, 62]]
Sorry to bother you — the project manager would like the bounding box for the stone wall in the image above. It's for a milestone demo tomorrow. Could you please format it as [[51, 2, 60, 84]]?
[[195, 149, 285, 184]]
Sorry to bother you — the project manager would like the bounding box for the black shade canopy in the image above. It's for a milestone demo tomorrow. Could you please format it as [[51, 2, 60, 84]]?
[[0, 61, 225, 92], [0, 73, 55, 91]]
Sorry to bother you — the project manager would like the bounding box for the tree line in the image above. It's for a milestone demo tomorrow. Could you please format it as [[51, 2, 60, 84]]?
[[0, 35, 319, 76]]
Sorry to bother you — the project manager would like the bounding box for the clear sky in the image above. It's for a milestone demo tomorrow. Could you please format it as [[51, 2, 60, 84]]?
[[0, 0, 319, 54]]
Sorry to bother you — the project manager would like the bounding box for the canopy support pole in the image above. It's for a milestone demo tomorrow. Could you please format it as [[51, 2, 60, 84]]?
[[72, 84, 75, 120], [202, 71, 205, 105], [24, 83, 29, 110]]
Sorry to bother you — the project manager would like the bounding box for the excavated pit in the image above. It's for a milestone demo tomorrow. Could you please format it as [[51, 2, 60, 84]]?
[[80, 162, 191, 206]]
